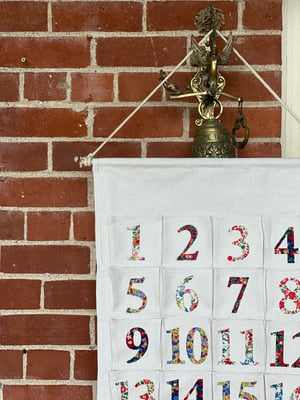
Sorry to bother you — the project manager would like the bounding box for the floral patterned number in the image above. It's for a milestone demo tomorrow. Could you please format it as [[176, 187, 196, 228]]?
[[228, 277, 249, 313], [126, 327, 149, 363], [167, 379, 203, 400], [217, 381, 257, 400], [126, 277, 147, 313], [279, 277, 300, 315], [218, 328, 235, 365], [186, 327, 208, 364], [115, 381, 129, 400], [217, 381, 231, 400], [227, 225, 250, 262], [239, 382, 257, 400], [166, 327, 208, 365], [271, 384, 300, 400], [175, 275, 199, 312], [166, 327, 185, 364], [240, 329, 258, 366], [271, 384, 283, 400], [290, 387, 300, 400], [127, 225, 145, 261], [292, 332, 300, 368], [270, 331, 289, 367], [177, 225, 199, 260], [274, 227, 299, 263], [135, 379, 156, 400]]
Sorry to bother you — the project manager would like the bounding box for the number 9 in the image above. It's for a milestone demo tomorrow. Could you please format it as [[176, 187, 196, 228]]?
[[126, 327, 149, 363]]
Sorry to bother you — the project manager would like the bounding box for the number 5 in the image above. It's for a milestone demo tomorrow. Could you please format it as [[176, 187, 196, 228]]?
[[126, 278, 147, 313], [239, 381, 257, 400]]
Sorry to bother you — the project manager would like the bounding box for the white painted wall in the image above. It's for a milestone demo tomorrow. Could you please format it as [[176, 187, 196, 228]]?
[[282, 0, 300, 157]]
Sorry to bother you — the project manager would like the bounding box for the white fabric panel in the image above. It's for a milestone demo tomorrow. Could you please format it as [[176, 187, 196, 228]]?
[[108, 216, 162, 267], [263, 216, 300, 269], [212, 319, 265, 373], [162, 216, 212, 268], [109, 267, 161, 319], [161, 371, 211, 400], [162, 318, 211, 371], [213, 216, 263, 268], [162, 268, 213, 319], [213, 269, 265, 320], [266, 321, 300, 375], [213, 372, 265, 400], [110, 319, 161, 371], [266, 270, 300, 321], [93, 159, 300, 400]]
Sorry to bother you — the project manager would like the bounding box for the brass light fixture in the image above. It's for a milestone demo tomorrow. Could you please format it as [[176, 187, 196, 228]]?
[[160, 5, 249, 158]]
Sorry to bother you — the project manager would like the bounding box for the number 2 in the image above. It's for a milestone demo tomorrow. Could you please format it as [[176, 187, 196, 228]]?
[[177, 225, 199, 260]]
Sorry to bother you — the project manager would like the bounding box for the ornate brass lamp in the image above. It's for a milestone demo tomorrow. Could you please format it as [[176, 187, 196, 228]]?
[[160, 5, 249, 157]]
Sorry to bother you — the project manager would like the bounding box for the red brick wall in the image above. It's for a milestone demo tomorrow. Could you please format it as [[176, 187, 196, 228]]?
[[0, 1, 282, 398]]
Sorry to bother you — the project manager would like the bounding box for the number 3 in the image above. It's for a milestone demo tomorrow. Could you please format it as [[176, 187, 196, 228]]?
[[227, 225, 250, 262]]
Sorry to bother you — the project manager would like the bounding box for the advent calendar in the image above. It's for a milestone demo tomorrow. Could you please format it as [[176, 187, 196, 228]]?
[[93, 159, 300, 400]]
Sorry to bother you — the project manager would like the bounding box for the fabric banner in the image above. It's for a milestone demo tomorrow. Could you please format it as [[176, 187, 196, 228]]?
[[93, 158, 300, 400]]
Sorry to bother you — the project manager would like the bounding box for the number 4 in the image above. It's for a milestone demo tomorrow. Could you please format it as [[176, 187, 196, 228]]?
[[274, 227, 299, 263]]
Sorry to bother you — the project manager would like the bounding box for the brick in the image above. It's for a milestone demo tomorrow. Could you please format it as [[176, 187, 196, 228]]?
[[0, 143, 47, 172], [71, 73, 113, 102], [96, 37, 186, 67], [0, 37, 90, 68], [231, 35, 281, 65], [3, 385, 93, 400], [94, 107, 183, 138], [52, 141, 141, 171], [24, 73, 67, 101], [147, 1, 238, 31], [44, 280, 96, 309], [27, 211, 71, 241], [0, 350, 23, 379], [147, 141, 192, 157], [237, 142, 281, 157], [0, 211, 24, 240], [0, 177, 87, 207], [0, 73, 19, 101], [243, 0, 282, 30], [74, 211, 95, 241], [0, 315, 90, 345], [189, 107, 281, 138], [0, 108, 87, 138], [224, 71, 281, 102], [27, 350, 70, 380], [0, 2, 47, 32], [53, 1, 142, 32], [74, 350, 97, 380], [0, 279, 40, 309], [118, 73, 163, 102], [1, 245, 90, 274]]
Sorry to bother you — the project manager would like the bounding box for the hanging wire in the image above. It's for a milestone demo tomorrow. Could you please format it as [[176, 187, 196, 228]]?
[[217, 30, 300, 126], [75, 30, 300, 167], [74, 30, 213, 167]]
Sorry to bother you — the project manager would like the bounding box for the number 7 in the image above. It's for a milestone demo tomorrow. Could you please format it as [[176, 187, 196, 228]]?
[[228, 277, 249, 313]]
